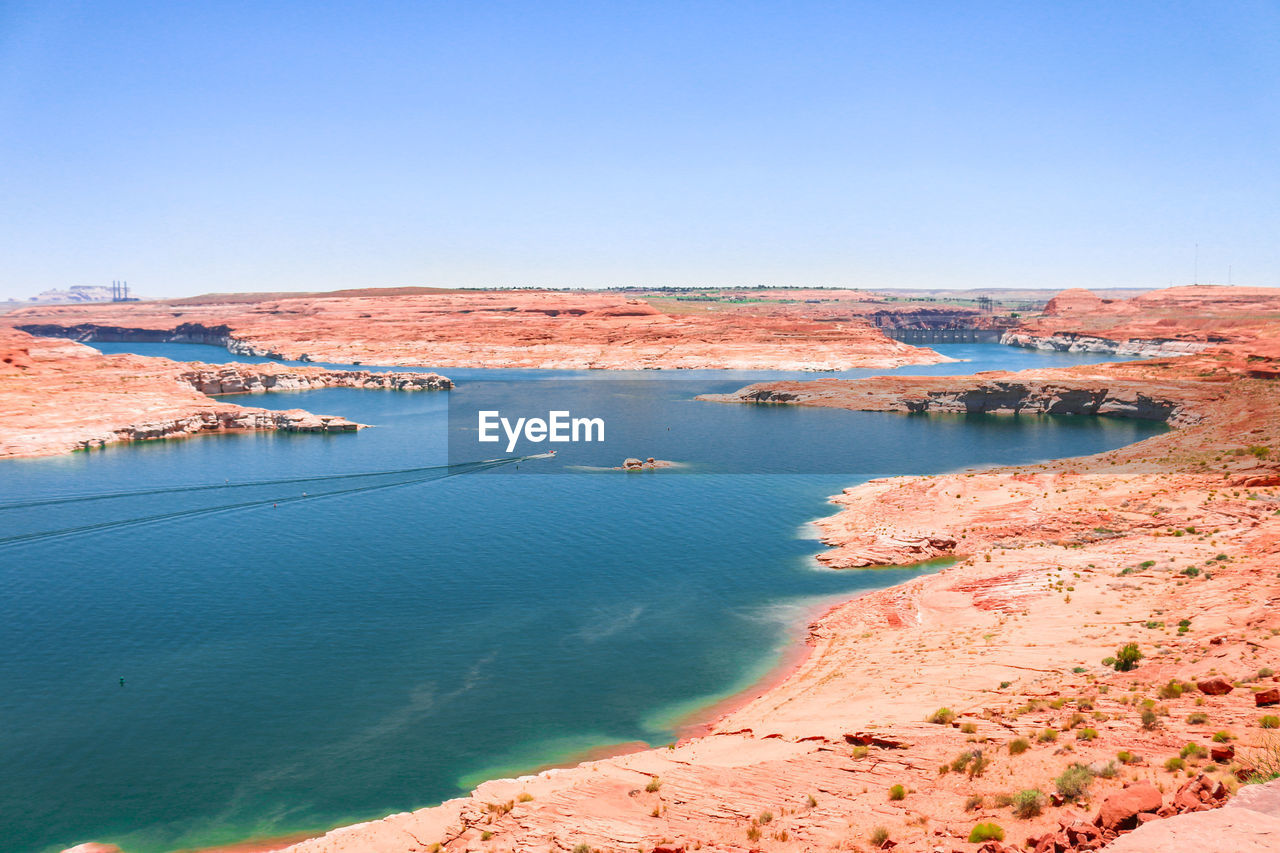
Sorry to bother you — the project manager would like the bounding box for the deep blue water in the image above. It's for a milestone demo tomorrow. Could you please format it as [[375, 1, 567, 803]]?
[[0, 344, 1163, 853]]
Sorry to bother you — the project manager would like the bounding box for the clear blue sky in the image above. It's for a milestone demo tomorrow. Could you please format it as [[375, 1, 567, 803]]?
[[2, 1, 1277, 297]]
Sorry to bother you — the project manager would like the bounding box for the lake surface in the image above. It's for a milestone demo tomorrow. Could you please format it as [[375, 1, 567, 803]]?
[[0, 344, 1164, 853]]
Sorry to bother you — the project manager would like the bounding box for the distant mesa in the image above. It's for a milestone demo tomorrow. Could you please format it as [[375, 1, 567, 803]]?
[[1042, 288, 1109, 315]]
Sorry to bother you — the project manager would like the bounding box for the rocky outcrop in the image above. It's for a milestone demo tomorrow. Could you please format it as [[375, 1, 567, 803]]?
[[1101, 779, 1280, 852], [1001, 330, 1212, 358], [617, 457, 674, 470], [178, 365, 451, 395], [703, 368, 1210, 428], [14, 321, 289, 359], [1007, 285, 1280, 356], [1024, 776, 1235, 851], [70, 409, 362, 453], [0, 329, 451, 458], [1094, 783, 1163, 832]]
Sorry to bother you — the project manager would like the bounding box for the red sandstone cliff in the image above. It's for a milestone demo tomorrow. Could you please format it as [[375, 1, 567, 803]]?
[[1006, 285, 1280, 356]]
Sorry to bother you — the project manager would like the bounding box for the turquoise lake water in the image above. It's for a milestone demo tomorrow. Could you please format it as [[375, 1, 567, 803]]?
[[0, 344, 1165, 852]]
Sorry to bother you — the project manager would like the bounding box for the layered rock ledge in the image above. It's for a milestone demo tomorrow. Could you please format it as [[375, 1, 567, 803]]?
[[0, 330, 450, 459], [1002, 285, 1280, 357], [700, 368, 1211, 428], [1000, 331, 1212, 358]]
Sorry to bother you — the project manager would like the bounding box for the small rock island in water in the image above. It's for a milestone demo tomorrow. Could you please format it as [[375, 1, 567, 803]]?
[[617, 457, 675, 470]]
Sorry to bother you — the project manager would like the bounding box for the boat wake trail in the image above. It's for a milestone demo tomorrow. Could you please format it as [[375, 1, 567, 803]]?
[[0, 455, 542, 548]]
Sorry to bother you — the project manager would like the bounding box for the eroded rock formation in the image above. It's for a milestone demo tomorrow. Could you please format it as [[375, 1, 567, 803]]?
[[0, 329, 449, 458], [1005, 285, 1280, 355]]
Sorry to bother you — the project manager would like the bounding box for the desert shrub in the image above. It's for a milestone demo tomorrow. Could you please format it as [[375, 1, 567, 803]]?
[[1187, 711, 1209, 725], [961, 722, 978, 734], [968, 822, 1005, 843], [1098, 761, 1118, 778], [1261, 716, 1280, 730], [806, 793, 817, 808], [645, 777, 661, 793], [517, 792, 534, 802], [1008, 738, 1030, 755], [1165, 756, 1185, 772], [869, 827, 890, 846], [1159, 680, 1185, 699], [1241, 734, 1280, 784], [1142, 708, 1160, 730], [1055, 763, 1095, 800], [1114, 643, 1143, 671], [1038, 728, 1058, 743], [888, 784, 906, 801], [928, 707, 956, 725], [851, 745, 869, 758], [1012, 789, 1046, 819], [951, 749, 991, 778], [746, 824, 761, 842], [964, 794, 985, 811], [1181, 742, 1208, 760], [1077, 727, 1098, 741], [1117, 750, 1136, 764], [758, 811, 773, 824], [1260, 667, 1276, 679], [1213, 731, 1233, 743]]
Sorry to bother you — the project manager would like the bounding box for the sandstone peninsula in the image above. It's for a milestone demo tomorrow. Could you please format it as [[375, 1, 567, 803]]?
[[0, 329, 450, 459]]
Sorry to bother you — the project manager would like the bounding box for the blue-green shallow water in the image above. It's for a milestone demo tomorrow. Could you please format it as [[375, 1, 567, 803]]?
[[0, 344, 1163, 853]]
